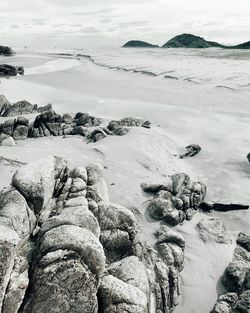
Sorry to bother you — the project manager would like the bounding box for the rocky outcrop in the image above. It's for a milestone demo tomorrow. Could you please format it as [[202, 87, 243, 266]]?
[[142, 173, 206, 225], [0, 108, 151, 143], [0, 157, 186, 313], [0, 46, 14, 56], [0, 116, 29, 141], [0, 64, 24, 76], [180, 144, 201, 159], [123, 40, 159, 48], [0, 96, 52, 117], [211, 232, 250, 313]]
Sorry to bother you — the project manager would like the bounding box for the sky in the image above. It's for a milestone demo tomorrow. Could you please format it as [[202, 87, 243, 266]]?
[[0, 0, 249, 49]]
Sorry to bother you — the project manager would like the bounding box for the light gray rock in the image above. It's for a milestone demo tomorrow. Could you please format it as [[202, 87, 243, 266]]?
[[196, 218, 233, 244], [0, 225, 20, 308], [38, 225, 105, 275], [21, 250, 99, 313], [0, 188, 36, 239], [0, 136, 15, 146], [108, 256, 150, 296], [155, 226, 185, 249], [2, 256, 29, 313], [98, 275, 148, 313], [12, 157, 56, 214]]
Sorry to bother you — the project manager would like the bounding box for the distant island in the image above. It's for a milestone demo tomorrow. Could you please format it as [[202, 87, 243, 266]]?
[[0, 45, 14, 56], [123, 34, 250, 49], [122, 40, 159, 48]]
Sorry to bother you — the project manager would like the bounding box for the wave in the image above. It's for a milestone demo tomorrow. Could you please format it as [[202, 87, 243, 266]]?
[[77, 54, 158, 77]]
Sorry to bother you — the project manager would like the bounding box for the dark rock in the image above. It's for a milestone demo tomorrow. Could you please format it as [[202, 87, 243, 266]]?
[[0, 45, 14, 56], [75, 112, 101, 127], [123, 40, 159, 48], [222, 232, 249, 294], [247, 152, 250, 163], [234, 290, 250, 312], [0, 64, 24, 76], [212, 202, 249, 212], [180, 144, 201, 159], [237, 232, 250, 252], [31, 110, 63, 137]]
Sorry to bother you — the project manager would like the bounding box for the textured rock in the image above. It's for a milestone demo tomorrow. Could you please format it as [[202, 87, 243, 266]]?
[[0, 99, 52, 117], [180, 144, 201, 159], [143, 173, 206, 225], [212, 232, 250, 312], [0, 46, 14, 56], [196, 218, 233, 244], [12, 157, 56, 214], [0, 64, 24, 76], [98, 275, 148, 313], [21, 250, 100, 313]]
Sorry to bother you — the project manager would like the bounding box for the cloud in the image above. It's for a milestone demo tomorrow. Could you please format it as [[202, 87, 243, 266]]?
[[0, 0, 249, 48]]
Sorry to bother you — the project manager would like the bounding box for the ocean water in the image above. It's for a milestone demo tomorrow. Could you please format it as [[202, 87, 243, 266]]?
[[82, 47, 250, 90]]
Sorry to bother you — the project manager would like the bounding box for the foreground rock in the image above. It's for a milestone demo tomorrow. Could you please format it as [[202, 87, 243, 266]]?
[[0, 95, 52, 117], [211, 232, 250, 313], [0, 64, 24, 76], [142, 173, 206, 225], [0, 157, 186, 312]]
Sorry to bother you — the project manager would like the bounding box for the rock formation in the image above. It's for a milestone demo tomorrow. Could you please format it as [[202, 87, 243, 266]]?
[[0, 108, 151, 144], [179, 144, 201, 159], [0, 157, 186, 313], [211, 232, 250, 313], [0, 45, 14, 56], [123, 40, 159, 48], [0, 64, 24, 76], [0, 96, 52, 117], [141, 173, 206, 225]]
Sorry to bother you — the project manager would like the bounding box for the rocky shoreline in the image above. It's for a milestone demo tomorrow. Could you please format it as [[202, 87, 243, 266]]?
[[0, 92, 249, 312]]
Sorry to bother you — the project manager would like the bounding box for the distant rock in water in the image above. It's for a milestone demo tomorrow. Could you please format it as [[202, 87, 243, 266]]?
[[0, 45, 14, 56], [123, 40, 159, 48], [0, 64, 24, 76], [162, 34, 224, 48]]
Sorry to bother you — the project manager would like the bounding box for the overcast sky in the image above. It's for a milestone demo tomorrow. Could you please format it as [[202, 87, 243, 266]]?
[[0, 0, 249, 49]]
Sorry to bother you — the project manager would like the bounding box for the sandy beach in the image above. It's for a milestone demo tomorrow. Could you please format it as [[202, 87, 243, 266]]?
[[0, 49, 249, 312]]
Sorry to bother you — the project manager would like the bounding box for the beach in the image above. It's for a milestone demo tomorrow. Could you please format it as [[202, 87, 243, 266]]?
[[0, 48, 249, 312]]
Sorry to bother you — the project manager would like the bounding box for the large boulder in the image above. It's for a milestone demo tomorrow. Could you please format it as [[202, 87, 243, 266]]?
[[12, 157, 56, 214], [98, 275, 148, 313], [20, 250, 100, 313]]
